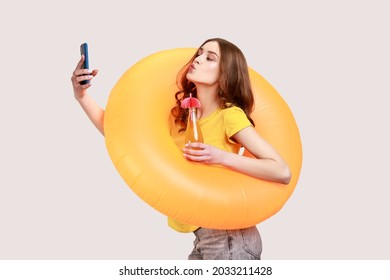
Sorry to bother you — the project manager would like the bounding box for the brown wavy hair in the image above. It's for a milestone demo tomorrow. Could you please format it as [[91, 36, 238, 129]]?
[[171, 38, 255, 131]]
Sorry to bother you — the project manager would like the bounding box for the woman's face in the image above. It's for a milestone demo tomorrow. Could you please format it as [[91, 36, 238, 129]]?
[[186, 41, 221, 87]]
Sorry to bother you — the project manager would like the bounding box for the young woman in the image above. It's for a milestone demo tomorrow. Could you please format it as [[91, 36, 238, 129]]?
[[71, 38, 291, 260]]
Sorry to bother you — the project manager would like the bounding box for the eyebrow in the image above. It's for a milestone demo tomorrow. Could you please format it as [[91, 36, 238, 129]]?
[[199, 47, 220, 58]]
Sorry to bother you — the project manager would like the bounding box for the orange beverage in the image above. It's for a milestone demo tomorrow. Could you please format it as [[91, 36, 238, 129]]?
[[185, 107, 204, 147]]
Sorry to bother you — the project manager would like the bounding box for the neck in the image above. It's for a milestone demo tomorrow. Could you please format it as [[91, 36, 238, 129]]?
[[195, 84, 219, 119]]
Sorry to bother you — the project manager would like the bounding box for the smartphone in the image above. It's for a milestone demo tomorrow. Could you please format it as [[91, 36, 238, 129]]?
[[79, 43, 90, 85]]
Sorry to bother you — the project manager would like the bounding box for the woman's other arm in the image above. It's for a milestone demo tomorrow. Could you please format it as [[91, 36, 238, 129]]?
[[183, 126, 291, 184]]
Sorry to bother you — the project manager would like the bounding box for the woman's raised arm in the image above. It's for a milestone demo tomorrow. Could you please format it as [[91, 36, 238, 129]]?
[[71, 55, 104, 135]]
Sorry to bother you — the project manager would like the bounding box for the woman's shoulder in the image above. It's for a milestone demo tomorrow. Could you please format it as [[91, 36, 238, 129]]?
[[220, 105, 251, 126], [221, 105, 246, 117]]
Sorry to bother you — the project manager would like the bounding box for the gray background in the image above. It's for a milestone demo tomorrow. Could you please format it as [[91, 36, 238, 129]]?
[[1, 0, 389, 259]]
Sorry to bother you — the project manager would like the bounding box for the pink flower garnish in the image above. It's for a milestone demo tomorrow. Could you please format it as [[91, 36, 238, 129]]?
[[181, 93, 201, 108]]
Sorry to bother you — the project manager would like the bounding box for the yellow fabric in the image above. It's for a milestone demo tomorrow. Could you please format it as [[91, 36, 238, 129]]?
[[168, 106, 253, 233]]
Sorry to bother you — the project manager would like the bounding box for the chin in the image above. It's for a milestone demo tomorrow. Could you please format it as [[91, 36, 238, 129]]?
[[186, 72, 195, 81]]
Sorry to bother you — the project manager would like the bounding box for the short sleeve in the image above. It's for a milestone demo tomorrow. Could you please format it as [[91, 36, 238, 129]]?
[[223, 106, 252, 143]]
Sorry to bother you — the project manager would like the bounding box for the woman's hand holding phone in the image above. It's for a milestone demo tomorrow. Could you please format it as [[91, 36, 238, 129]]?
[[71, 43, 98, 101]]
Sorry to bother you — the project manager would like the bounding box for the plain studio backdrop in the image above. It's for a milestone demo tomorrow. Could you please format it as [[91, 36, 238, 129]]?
[[0, 0, 389, 259]]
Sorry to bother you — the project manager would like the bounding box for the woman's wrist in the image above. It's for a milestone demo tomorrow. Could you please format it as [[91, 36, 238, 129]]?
[[219, 150, 235, 167], [74, 92, 87, 103]]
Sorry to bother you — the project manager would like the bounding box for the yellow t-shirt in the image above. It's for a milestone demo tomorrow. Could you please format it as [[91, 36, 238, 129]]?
[[168, 106, 253, 233]]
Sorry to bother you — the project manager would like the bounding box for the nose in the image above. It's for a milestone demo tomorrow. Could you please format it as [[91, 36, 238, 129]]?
[[194, 54, 203, 64]]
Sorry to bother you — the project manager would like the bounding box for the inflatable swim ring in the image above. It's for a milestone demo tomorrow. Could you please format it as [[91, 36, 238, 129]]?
[[104, 48, 302, 229]]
